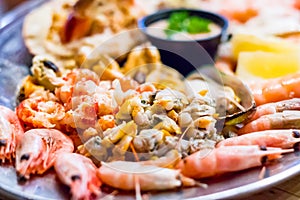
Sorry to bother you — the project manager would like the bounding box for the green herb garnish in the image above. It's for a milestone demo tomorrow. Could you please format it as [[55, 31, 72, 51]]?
[[165, 11, 211, 38]]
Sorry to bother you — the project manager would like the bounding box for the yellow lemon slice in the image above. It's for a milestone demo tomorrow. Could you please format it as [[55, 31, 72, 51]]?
[[236, 51, 300, 82], [232, 34, 300, 60]]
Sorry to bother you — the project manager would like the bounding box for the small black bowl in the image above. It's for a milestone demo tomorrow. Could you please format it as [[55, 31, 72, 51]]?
[[138, 9, 229, 76]]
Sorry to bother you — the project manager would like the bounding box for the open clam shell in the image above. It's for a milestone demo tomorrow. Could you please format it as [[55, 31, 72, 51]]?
[[126, 63, 256, 126], [218, 72, 256, 125], [187, 66, 256, 125]]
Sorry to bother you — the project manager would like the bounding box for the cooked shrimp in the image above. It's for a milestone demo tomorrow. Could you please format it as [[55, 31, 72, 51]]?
[[55, 84, 73, 106], [15, 129, 74, 179], [62, 95, 114, 131], [97, 161, 198, 191], [54, 70, 82, 106], [54, 152, 101, 200], [220, 5, 258, 24], [238, 111, 300, 135], [0, 105, 24, 162], [195, 0, 258, 24], [249, 73, 300, 106], [16, 98, 65, 129], [176, 145, 292, 179], [217, 129, 300, 149], [63, 69, 100, 86], [294, 0, 300, 9], [248, 98, 300, 122]]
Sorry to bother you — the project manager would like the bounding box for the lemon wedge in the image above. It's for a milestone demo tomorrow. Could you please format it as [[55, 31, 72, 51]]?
[[236, 51, 300, 82], [232, 34, 300, 60]]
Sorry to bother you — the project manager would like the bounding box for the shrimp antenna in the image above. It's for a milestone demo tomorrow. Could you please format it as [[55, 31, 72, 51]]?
[[225, 95, 246, 112], [194, 181, 208, 189], [258, 146, 270, 179], [258, 166, 270, 179], [293, 142, 300, 152], [293, 142, 300, 157], [135, 175, 143, 200], [176, 118, 198, 150], [100, 190, 118, 200], [130, 143, 140, 162]]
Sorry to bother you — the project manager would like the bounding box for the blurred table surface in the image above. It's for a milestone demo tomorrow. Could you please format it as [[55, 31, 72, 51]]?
[[245, 176, 300, 200], [1, 1, 300, 200]]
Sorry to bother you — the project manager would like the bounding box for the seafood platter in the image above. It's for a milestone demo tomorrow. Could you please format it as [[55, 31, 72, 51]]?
[[0, 0, 300, 199]]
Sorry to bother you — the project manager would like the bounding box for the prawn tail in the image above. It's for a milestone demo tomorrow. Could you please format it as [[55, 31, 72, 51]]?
[[134, 175, 142, 200]]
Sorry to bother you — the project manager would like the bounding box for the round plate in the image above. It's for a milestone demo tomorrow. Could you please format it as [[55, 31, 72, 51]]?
[[1, 1, 300, 199]]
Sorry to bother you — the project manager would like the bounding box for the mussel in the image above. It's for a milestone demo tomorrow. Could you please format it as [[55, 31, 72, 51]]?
[[29, 56, 65, 91]]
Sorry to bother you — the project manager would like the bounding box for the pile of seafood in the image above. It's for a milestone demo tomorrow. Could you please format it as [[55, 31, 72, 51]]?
[[1, 44, 300, 199], [1, 0, 300, 199]]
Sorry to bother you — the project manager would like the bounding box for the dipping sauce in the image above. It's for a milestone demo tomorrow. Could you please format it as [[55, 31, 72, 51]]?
[[147, 11, 222, 41]]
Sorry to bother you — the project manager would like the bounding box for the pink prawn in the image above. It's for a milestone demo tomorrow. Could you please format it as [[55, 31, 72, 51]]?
[[217, 129, 300, 149], [176, 145, 292, 179], [248, 98, 300, 122], [0, 105, 24, 162], [54, 152, 102, 200], [97, 161, 199, 191], [238, 112, 300, 134], [16, 128, 74, 179]]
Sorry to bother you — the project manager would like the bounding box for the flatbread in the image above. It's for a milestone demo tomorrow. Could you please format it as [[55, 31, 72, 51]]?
[[22, 0, 147, 70]]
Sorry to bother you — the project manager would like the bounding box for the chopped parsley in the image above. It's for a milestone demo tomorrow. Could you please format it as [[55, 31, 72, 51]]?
[[165, 11, 211, 38]]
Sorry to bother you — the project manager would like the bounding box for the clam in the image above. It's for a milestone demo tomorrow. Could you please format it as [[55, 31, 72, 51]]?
[[217, 72, 256, 125], [126, 62, 255, 126], [186, 66, 256, 126]]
